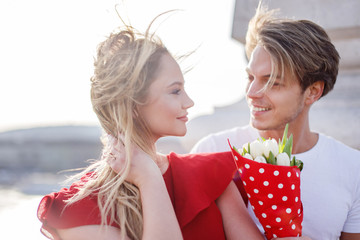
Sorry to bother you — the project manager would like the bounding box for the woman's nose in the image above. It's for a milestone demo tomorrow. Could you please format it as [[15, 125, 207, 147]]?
[[183, 92, 194, 109]]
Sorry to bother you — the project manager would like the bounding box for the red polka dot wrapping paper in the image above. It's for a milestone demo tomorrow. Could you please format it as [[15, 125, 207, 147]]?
[[230, 144, 303, 239]]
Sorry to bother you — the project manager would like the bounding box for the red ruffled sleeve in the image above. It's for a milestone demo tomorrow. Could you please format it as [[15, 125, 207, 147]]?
[[37, 173, 105, 239], [166, 151, 238, 240]]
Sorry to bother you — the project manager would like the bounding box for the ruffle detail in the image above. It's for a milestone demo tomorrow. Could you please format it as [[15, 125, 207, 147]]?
[[167, 151, 237, 228], [37, 173, 101, 239]]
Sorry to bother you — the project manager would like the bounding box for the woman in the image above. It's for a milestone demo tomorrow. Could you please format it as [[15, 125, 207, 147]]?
[[37, 13, 264, 240]]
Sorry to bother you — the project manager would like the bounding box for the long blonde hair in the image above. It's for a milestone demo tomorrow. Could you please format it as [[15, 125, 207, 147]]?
[[66, 14, 169, 240]]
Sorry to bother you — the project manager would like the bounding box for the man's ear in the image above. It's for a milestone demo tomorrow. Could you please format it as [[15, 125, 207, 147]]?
[[305, 81, 324, 105]]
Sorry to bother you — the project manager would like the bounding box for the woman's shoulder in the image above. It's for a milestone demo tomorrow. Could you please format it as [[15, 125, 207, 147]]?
[[168, 151, 236, 176], [37, 173, 102, 239], [166, 151, 236, 227]]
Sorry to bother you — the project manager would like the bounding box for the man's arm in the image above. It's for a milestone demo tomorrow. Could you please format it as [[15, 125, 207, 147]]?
[[340, 232, 360, 240]]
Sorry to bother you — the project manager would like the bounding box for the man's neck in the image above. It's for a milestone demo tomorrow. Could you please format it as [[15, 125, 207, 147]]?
[[257, 122, 318, 154]]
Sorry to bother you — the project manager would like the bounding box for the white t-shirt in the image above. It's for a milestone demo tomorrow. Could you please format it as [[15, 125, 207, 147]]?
[[191, 125, 360, 240]]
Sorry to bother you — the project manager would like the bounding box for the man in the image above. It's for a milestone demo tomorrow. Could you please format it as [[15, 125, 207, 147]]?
[[191, 4, 360, 240]]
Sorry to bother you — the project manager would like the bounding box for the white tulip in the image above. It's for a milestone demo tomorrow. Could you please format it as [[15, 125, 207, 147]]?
[[243, 153, 253, 160], [264, 138, 279, 158], [249, 140, 265, 159], [254, 156, 267, 163], [276, 152, 291, 166]]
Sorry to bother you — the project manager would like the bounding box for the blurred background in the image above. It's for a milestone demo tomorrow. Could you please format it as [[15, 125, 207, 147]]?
[[1, 0, 359, 239]]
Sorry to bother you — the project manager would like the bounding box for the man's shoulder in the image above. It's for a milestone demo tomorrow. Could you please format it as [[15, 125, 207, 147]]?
[[191, 125, 259, 153], [198, 125, 255, 143], [319, 133, 360, 157]]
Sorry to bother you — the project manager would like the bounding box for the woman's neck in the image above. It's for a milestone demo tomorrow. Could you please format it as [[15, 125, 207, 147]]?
[[155, 153, 170, 174]]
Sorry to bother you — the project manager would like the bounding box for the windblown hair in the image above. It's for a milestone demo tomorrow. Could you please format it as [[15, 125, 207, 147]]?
[[245, 2, 340, 98], [65, 15, 169, 240]]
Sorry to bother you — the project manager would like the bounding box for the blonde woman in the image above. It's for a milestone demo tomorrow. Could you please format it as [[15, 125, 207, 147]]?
[[37, 14, 263, 240]]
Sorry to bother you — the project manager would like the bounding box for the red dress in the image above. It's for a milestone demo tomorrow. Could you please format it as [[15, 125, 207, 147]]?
[[37, 151, 240, 240]]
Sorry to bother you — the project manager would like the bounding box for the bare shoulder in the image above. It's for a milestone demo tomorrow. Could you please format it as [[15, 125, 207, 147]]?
[[57, 225, 128, 240]]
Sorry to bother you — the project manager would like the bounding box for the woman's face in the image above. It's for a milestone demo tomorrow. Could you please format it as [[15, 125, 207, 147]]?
[[138, 53, 194, 141]]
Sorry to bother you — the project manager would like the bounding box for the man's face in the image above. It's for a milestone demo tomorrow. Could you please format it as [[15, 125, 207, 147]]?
[[245, 46, 307, 131]]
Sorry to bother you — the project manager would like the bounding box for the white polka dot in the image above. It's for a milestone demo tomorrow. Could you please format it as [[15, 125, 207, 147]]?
[[282, 196, 288, 201], [262, 213, 267, 218], [263, 181, 269, 186], [298, 209, 301, 214], [276, 217, 281, 222], [235, 156, 238, 160], [287, 172, 291, 177], [254, 189, 259, 194], [249, 176, 255, 181], [296, 172, 299, 177], [243, 181, 246, 186], [266, 225, 271, 229], [279, 228, 283, 230], [291, 184, 295, 190], [295, 197, 299, 202], [271, 205, 277, 210], [259, 168, 265, 173], [247, 193, 251, 198], [252, 205, 255, 210], [245, 164, 250, 169], [286, 208, 292, 213], [292, 224, 296, 230], [273, 170, 279, 176], [239, 169, 243, 174], [268, 193, 273, 199], [278, 183, 283, 189], [258, 201, 263, 205], [273, 234, 277, 238]]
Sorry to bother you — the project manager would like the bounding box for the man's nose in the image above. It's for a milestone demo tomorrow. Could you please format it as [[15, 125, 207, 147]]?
[[246, 80, 265, 99]]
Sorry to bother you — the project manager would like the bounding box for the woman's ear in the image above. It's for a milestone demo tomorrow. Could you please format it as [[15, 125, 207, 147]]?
[[305, 81, 324, 105]]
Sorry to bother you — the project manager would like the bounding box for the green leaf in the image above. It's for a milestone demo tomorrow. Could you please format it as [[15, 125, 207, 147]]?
[[268, 151, 276, 165], [283, 134, 293, 158], [279, 123, 289, 153], [290, 156, 296, 166], [233, 146, 240, 153], [295, 159, 304, 171]]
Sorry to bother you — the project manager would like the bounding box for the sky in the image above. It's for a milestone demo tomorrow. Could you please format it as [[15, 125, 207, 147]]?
[[0, 0, 248, 132]]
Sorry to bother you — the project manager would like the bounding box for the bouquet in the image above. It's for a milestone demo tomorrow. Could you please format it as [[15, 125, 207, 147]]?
[[228, 124, 303, 239]]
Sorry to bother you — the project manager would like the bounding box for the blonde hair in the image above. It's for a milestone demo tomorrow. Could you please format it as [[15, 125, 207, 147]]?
[[246, 2, 339, 97], [66, 14, 169, 240]]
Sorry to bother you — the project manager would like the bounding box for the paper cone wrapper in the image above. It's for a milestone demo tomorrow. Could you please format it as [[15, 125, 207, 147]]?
[[229, 143, 303, 239]]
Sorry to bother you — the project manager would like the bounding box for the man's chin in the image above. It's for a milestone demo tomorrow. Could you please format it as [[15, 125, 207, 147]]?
[[250, 119, 265, 130], [250, 120, 273, 131]]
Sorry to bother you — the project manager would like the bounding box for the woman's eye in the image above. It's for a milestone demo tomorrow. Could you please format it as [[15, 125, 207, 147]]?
[[171, 89, 181, 95]]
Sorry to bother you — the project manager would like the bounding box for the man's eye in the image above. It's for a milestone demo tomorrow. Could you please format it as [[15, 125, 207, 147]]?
[[272, 82, 281, 86], [247, 75, 254, 81]]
